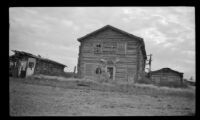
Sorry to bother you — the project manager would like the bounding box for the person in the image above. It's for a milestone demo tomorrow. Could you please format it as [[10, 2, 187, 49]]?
[[96, 67, 102, 74], [96, 66, 102, 82]]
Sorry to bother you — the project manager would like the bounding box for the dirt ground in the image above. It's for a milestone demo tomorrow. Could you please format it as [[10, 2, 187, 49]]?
[[9, 78, 195, 116]]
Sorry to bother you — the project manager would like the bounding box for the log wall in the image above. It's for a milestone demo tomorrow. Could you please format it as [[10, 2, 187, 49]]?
[[150, 71, 182, 85], [77, 29, 145, 83], [34, 59, 65, 76]]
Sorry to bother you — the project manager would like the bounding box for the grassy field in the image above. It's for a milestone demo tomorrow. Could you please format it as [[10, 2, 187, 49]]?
[[9, 76, 195, 116]]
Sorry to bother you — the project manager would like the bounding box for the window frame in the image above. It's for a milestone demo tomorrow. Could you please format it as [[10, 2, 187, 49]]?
[[117, 42, 126, 55], [94, 42, 102, 54], [102, 42, 117, 54]]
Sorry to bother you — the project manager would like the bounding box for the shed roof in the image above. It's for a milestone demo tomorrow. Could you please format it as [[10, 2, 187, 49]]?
[[77, 25, 147, 59], [10, 50, 67, 67], [150, 68, 183, 77]]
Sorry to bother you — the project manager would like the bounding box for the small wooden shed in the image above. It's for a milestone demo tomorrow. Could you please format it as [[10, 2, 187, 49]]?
[[149, 68, 184, 86], [77, 25, 147, 84], [9, 50, 66, 78]]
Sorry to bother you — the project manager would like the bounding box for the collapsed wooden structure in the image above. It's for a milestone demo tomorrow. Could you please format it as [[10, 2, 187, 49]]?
[[9, 50, 66, 78], [77, 25, 147, 84]]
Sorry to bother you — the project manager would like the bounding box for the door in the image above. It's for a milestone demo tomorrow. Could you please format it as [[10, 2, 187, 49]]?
[[20, 61, 27, 78], [107, 67, 114, 80], [26, 58, 36, 77]]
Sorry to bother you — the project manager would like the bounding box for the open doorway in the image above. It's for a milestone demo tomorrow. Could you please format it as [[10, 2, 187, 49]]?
[[107, 66, 115, 80]]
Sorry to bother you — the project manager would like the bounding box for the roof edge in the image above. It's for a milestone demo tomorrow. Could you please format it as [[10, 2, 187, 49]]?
[[11, 50, 67, 67], [77, 25, 143, 42], [150, 68, 183, 76], [77, 25, 147, 59]]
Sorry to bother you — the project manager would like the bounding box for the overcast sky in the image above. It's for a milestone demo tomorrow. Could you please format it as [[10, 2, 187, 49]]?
[[9, 7, 195, 80]]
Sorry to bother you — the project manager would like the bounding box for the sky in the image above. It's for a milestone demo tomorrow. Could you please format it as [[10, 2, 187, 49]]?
[[9, 7, 195, 80]]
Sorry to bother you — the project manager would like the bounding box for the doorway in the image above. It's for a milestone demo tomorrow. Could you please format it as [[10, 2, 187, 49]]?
[[26, 58, 36, 77], [107, 66, 114, 80], [19, 61, 27, 78]]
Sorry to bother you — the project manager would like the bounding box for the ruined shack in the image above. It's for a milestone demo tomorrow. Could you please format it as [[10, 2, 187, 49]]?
[[9, 50, 66, 78], [77, 25, 147, 84]]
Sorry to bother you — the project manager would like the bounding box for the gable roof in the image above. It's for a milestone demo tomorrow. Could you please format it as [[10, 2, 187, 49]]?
[[78, 25, 143, 42], [77, 25, 147, 59], [10, 50, 67, 67], [150, 68, 183, 77]]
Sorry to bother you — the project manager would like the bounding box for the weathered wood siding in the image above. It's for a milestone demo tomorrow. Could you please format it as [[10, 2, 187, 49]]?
[[34, 60, 65, 76], [137, 47, 145, 80], [10, 52, 66, 77], [151, 71, 182, 85], [77, 28, 145, 83]]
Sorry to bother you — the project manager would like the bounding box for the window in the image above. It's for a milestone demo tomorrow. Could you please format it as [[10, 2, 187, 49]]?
[[103, 42, 117, 54], [28, 62, 34, 69], [94, 43, 102, 53], [117, 42, 126, 54]]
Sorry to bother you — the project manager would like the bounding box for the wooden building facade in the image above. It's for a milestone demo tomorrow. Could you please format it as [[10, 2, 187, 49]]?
[[77, 25, 147, 84], [149, 68, 184, 86], [9, 50, 66, 78]]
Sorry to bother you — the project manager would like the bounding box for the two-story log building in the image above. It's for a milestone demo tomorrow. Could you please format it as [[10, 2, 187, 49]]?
[[77, 25, 147, 84]]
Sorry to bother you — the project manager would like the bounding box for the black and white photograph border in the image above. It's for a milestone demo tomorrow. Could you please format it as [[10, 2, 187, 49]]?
[[9, 6, 196, 116]]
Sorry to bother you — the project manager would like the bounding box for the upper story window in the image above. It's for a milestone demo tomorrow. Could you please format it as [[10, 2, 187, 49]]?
[[94, 43, 102, 54], [103, 42, 117, 54], [117, 42, 126, 54], [93, 41, 127, 55]]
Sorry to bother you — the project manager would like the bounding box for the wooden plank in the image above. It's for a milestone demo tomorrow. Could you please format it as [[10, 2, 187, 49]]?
[[84, 63, 96, 76], [77, 28, 146, 82], [127, 41, 138, 50]]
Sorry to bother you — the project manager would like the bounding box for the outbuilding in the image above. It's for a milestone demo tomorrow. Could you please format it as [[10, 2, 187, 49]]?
[[149, 68, 184, 86], [9, 50, 66, 78]]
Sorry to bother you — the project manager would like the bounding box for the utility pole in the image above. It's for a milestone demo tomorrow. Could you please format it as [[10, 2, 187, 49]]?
[[149, 54, 152, 73], [146, 54, 152, 72]]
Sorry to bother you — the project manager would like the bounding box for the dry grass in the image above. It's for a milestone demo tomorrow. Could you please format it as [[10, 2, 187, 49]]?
[[9, 77, 196, 116], [31, 74, 100, 83], [10, 75, 195, 99]]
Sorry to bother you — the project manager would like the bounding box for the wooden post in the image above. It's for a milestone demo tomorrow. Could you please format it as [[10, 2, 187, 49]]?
[[146, 54, 152, 79], [73, 66, 76, 78], [149, 54, 152, 73]]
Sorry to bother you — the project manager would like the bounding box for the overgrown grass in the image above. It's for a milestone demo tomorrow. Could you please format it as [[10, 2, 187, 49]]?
[[136, 76, 189, 88], [157, 81, 189, 88], [132, 83, 195, 98], [9, 75, 195, 99], [136, 77, 153, 85]]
